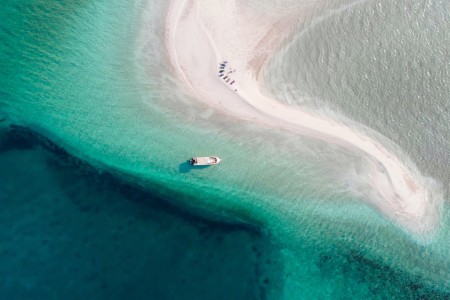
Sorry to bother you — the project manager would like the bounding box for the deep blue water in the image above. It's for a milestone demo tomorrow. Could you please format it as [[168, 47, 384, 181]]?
[[1, 125, 450, 299], [0, 125, 282, 300]]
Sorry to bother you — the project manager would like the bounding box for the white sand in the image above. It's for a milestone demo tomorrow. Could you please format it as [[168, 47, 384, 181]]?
[[165, 0, 441, 236]]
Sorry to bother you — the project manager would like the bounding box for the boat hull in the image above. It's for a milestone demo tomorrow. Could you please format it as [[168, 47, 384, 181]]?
[[189, 156, 222, 166]]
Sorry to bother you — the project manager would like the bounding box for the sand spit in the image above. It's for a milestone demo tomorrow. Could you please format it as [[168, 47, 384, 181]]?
[[165, 0, 442, 237]]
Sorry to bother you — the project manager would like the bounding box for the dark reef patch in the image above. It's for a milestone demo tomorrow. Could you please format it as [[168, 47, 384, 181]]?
[[0, 125, 282, 300], [314, 246, 450, 299]]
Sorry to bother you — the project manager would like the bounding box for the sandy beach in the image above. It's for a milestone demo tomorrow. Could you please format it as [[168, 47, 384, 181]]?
[[165, 0, 441, 236]]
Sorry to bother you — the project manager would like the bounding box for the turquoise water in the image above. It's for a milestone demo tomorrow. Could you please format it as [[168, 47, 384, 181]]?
[[1, 0, 450, 298]]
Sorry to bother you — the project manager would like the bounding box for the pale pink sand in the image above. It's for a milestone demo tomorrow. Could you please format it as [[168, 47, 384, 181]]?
[[165, 0, 442, 236]]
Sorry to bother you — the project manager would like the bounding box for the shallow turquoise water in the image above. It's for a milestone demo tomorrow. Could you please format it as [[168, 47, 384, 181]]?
[[1, 0, 450, 298]]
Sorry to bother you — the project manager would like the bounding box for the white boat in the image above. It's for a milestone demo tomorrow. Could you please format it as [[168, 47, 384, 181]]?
[[190, 156, 222, 166]]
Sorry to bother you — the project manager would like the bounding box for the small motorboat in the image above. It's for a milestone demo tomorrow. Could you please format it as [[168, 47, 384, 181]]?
[[190, 156, 222, 166]]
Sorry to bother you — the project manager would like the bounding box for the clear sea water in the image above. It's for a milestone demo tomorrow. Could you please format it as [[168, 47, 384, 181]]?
[[1, 0, 449, 299]]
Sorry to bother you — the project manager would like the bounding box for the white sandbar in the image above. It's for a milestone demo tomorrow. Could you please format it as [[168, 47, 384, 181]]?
[[165, 0, 441, 237]]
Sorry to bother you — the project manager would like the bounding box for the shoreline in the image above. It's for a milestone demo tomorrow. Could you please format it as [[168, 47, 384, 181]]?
[[164, 0, 441, 237]]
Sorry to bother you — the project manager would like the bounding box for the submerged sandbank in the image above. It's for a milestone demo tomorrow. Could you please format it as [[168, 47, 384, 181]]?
[[164, 0, 442, 237]]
